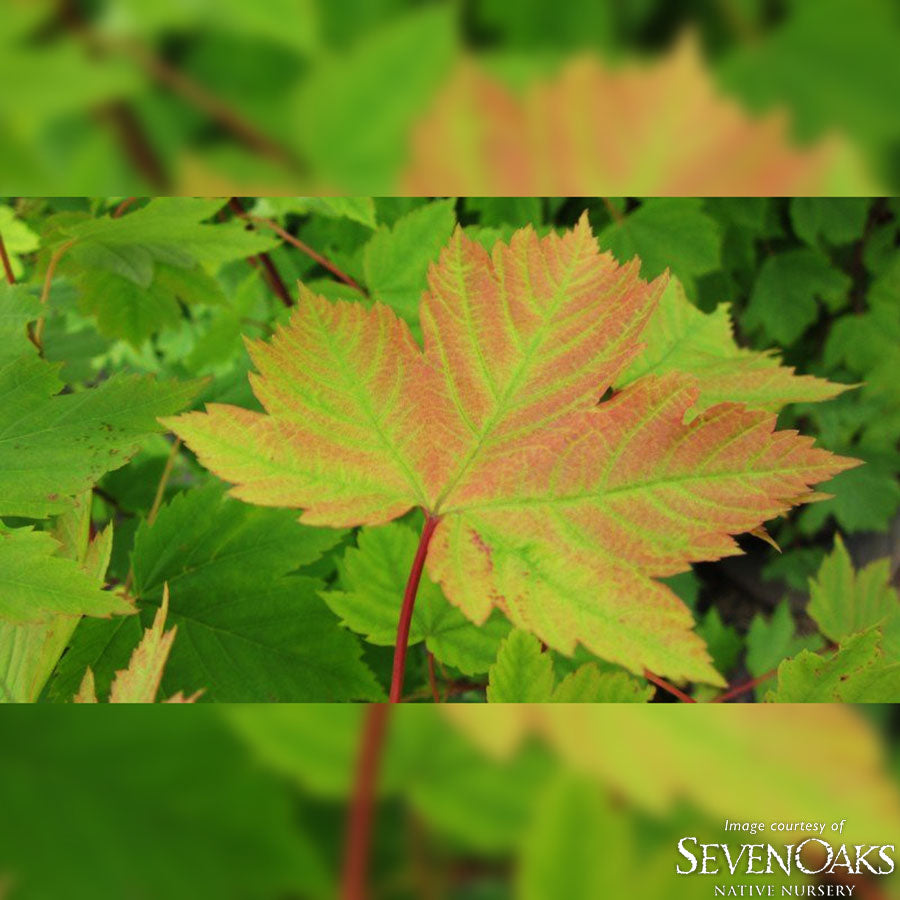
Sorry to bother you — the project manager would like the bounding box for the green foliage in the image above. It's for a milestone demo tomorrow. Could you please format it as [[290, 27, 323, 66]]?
[[598, 198, 722, 295], [363, 198, 457, 331], [808, 536, 900, 657], [487, 631, 653, 703], [745, 600, 822, 681], [0, 709, 330, 899], [0, 354, 201, 518], [0, 196, 896, 704], [54, 483, 382, 702], [326, 521, 509, 676], [769, 629, 900, 702]]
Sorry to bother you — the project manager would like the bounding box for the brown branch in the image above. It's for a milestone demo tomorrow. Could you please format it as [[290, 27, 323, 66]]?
[[713, 668, 777, 703], [227, 199, 292, 307], [0, 232, 15, 284], [123, 437, 181, 594], [113, 197, 137, 218], [115, 38, 300, 172], [341, 704, 391, 900], [96, 102, 168, 191], [644, 669, 696, 703], [245, 214, 368, 296], [600, 197, 625, 225], [32, 239, 76, 352]]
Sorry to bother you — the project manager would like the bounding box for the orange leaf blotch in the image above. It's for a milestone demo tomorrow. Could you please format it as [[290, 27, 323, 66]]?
[[424, 216, 667, 509]]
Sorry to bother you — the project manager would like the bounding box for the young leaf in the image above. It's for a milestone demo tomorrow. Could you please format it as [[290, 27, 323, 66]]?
[[169, 218, 854, 685], [0, 528, 130, 624], [324, 521, 509, 676], [808, 535, 900, 656], [745, 600, 822, 681], [0, 354, 201, 518], [551, 665, 653, 703], [487, 630, 556, 702], [768, 629, 900, 702], [487, 630, 652, 702]]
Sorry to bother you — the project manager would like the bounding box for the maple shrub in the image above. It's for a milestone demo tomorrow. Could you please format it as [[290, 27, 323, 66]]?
[[1, 196, 897, 704]]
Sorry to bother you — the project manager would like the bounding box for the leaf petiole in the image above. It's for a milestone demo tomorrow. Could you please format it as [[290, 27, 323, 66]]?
[[389, 513, 440, 703]]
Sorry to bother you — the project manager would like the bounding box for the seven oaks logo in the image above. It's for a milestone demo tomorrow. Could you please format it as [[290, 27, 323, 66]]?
[[676, 819, 895, 897]]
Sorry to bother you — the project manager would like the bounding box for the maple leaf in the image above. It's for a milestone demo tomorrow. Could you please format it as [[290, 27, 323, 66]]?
[[0, 491, 116, 702], [768, 629, 900, 702], [168, 216, 855, 688], [808, 535, 900, 656], [403, 37, 873, 195]]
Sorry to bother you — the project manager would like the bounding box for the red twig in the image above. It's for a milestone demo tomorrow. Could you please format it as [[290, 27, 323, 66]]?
[[246, 214, 368, 296], [0, 233, 15, 284], [341, 704, 390, 900], [713, 668, 777, 703], [644, 669, 697, 703], [390, 515, 440, 703], [227, 199, 292, 307]]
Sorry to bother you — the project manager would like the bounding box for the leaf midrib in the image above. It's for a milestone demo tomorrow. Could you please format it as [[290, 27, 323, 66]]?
[[431, 228, 589, 513]]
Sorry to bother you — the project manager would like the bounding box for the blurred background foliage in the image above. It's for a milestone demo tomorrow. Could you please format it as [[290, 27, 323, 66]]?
[[1, 704, 899, 898], [0, 194, 896, 702], [1, 0, 898, 194]]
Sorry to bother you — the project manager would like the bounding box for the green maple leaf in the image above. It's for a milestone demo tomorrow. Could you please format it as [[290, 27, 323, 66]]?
[[768, 629, 900, 702], [169, 217, 854, 686], [55, 482, 382, 702], [363, 198, 456, 332], [745, 249, 850, 345], [599, 198, 722, 296], [0, 492, 115, 702], [325, 520, 509, 676], [745, 600, 823, 684], [45, 198, 278, 345], [0, 353, 201, 518], [808, 535, 900, 657], [0, 527, 127, 628], [487, 630, 651, 702]]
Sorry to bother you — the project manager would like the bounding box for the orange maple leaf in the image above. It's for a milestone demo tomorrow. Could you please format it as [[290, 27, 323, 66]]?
[[168, 216, 856, 690]]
